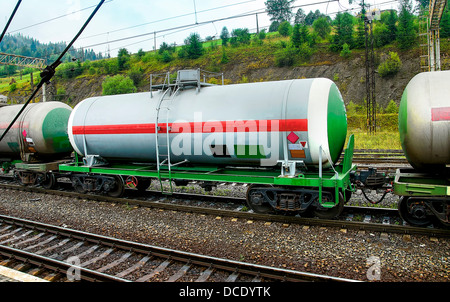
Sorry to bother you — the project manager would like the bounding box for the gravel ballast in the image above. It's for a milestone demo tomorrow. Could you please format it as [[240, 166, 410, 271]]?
[[0, 187, 448, 282]]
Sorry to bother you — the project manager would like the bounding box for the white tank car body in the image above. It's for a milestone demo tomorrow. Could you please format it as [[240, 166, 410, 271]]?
[[68, 78, 347, 169]]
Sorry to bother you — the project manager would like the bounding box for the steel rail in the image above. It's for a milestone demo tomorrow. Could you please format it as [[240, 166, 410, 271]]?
[[0, 214, 359, 282]]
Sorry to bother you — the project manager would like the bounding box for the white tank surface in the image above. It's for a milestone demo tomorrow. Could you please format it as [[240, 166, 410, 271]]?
[[399, 71, 450, 170], [68, 77, 347, 169], [0, 102, 73, 159]]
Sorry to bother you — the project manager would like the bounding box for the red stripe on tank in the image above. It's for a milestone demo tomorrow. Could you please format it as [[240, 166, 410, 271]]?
[[431, 107, 450, 121], [71, 119, 308, 135]]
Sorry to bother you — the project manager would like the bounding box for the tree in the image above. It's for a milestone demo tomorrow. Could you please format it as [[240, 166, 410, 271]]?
[[397, 0, 416, 49], [117, 48, 130, 71], [102, 75, 136, 95], [385, 10, 398, 43], [354, 19, 366, 49], [330, 12, 354, 51], [440, 7, 450, 38], [291, 24, 302, 47], [294, 8, 306, 24], [230, 28, 251, 45], [220, 26, 230, 46], [183, 33, 204, 59], [278, 21, 292, 37], [305, 9, 326, 26], [313, 17, 331, 39], [265, 0, 295, 23]]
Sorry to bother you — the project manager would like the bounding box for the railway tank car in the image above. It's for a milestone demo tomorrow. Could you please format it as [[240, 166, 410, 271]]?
[[0, 102, 72, 158], [68, 74, 347, 169], [398, 70, 450, 171], [0, 101, 73, 187], [395, 70, 450, 227], [60, 70, 354, 218]]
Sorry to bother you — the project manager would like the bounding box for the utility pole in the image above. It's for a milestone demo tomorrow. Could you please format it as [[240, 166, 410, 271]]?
[[350, 0, 377, 134]]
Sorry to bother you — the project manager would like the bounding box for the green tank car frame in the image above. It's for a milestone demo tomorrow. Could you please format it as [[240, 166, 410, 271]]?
[[59, 135, 357, 218], [394, 167, 450, 227]]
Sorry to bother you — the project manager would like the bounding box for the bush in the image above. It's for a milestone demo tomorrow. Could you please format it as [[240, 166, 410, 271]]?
[[378, 51, 402, 77], [340, 43, 351, 58], [275, 47, 296, 67], [102, 75, 136, 95], [278, 21, 292, 37], [385, 100, 399, 113]]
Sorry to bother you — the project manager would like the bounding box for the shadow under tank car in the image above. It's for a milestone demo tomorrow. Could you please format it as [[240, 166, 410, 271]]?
[[60, 69, 355, 219]]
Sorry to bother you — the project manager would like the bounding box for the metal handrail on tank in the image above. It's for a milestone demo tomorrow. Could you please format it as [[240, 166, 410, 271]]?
[[150, 69, 224, 98]]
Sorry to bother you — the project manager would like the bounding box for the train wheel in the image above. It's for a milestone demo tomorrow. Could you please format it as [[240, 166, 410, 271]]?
[[41, 173, 56, 190], [313, 191, 344, 219], [398, 197, 433, 227], [107, 175, 125, 198], [246, 184, 275, 214]]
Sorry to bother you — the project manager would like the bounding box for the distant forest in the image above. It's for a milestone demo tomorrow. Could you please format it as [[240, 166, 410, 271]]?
[[0, 33, 103, 77]]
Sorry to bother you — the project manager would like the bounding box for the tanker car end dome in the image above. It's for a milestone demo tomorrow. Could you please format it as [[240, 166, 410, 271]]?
[[399, 71, 450, 171], [0, 101, 72, 159]]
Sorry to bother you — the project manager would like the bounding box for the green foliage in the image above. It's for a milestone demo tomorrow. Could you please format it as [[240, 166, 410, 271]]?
[[340, 43, 351, 58], [158, 42, 175, 55], [397, 0, 416, 49], [440, 7, 450, 38], [102, 75, 136, 95], [278, 21, 292, 37], [330, 12, 354, 52], [220, 26, 230, 46], [378, 51, 402, 77], [312, 17, 331, 39], [127, 67, 144, 86], [117, 48, 131, 71], [305, 9, 328, 26], [269, 21, 280, 32], [353, 19, 365, 49], [275, 47, 296, 67], [275, 43, 312, 67], [230, 28, 251, 46], [220, 49, 229, 64], [181, 33, 204, 59], [258, 29, 267, 40], [385, 100, 399, 113], [265, 0, 295, 23], [291, 24, 309, 48], [8, 83, 16, 92]]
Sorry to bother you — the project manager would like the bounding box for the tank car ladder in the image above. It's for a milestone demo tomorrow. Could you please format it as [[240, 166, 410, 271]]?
[[155, 82, 183, 194]]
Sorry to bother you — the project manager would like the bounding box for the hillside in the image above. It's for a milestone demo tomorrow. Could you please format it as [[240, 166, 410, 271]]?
[[0, 32, 447, 113]]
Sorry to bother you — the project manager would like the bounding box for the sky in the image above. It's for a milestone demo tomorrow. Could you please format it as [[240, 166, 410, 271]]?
[[1, 0, 405, 58]]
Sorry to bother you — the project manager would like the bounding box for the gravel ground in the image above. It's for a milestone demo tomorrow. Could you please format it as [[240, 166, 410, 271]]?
[[0, 186, 448, 282]]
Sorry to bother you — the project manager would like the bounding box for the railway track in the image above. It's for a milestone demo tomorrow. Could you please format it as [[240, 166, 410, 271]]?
[[0, 214, 358, 282], [0, 180, 448, 239], [341, 149, 409, 166]]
